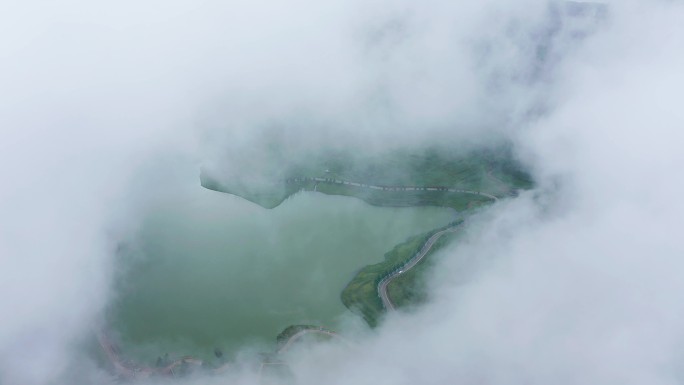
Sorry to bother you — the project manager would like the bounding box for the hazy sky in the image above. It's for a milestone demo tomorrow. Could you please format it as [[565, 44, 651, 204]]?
[[2, 1, 684, 384]]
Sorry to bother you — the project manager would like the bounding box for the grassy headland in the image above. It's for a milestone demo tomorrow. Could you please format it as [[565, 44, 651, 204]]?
[[385, 230, 461, 309], [275, 325, 335, 350], [340, 222, 461, 327], [201, 145, 533, 328], [201, 146, 532, 210]]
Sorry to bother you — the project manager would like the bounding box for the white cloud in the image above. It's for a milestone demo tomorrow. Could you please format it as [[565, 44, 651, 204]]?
[[2, 0, 683, 384]]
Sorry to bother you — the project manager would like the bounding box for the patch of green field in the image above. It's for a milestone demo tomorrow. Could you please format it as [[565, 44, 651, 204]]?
[[340, 234, 426, 327], [314, 183, 492, 210], [200, 145, 533, 210], [385, 230, 461, 309], [200, 172, 313, 209], [275, 325, 336, 356], [339, 222, 460, 327], [199, 145, 533, 329], [275, 325, 328, 348]]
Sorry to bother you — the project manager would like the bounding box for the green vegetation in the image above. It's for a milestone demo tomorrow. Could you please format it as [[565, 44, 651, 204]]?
[[340, 222, 461, 327], [275, 325, 320, 348], [314, 183, 492, 210], [200, 172, 309, 209], [275, 325, 335, 353], [201, 146, 533, 210], [385, 230, 461, 309], [200, 145, 534, 328]]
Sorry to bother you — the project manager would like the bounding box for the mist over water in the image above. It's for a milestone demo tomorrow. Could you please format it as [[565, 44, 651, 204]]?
[[4, 1, 684, 384], [109, 176, 454, 362]]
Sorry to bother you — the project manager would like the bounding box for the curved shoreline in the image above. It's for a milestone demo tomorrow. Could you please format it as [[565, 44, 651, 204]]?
[[201, 170, 504, 210], [377, 225, 462, 311], [287, 177, 499, 201], [276, 327, 345, 354], [97, 324, 345, 379], [99, 178, 502, 378], [97, 330, 231, 379]]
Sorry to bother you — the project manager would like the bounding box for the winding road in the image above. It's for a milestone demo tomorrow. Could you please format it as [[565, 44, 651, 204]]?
[[99, 178, 500, 378], [97, 330, 229, 379], [288, 177, 499, 201], [291, 176, 496, 312], [97, 326, 343, 379], [290, 176, 498, 312], [377, 225, 463, 311], [276, 327, 346, 354]]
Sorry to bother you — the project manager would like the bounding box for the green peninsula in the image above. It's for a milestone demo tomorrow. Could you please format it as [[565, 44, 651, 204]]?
[[201, 146, 532, 210], [201, 145, 532, 326]]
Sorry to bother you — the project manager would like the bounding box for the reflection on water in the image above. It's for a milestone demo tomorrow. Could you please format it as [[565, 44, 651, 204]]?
[[109, 184, 454, 361]]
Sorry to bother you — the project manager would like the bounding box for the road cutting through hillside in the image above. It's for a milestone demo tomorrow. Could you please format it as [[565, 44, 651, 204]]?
[[378, 225, 463, 311], [288, 177, 499, 201], [99, 178, 499, 378], [277, 327, 346, 354]]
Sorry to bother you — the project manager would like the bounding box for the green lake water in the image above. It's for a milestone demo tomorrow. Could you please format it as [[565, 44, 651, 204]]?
[[108, 180, 454, 362]]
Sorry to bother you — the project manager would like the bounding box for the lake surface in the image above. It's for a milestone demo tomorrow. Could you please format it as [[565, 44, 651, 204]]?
[[109, 179, 454, 362]]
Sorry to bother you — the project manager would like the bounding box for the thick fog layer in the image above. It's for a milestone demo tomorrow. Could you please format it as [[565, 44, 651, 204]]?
[[1, 0, 683, 384]]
